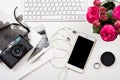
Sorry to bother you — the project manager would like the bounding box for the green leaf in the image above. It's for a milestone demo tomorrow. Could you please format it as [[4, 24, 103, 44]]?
[[93, 26, 101, 34], [106, 13, 112, 19], [102, 2, 115, 11]]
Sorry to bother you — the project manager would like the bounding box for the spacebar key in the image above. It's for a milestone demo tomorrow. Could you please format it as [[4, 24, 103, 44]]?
[[41, 16, 62, 20]]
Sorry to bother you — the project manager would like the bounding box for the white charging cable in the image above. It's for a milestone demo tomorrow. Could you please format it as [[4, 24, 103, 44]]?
[[19, 27, 78, 80]]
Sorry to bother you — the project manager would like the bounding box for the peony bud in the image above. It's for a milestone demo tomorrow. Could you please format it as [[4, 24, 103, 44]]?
[[93, 0, 101, 6], [114, 20, 120, 29], [100, 7, 107, 14], [93, 20, 101, 27], [116, 28, 120, 34], [100, 13, 108, 21]]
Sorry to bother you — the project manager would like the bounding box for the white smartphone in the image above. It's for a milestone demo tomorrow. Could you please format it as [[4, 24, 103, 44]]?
[[66, 33, 96, 73]]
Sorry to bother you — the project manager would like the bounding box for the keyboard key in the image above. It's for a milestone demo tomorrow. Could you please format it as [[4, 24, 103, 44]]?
[[33, 12, 36, 15], [76, 11, 84, 15], [39, 7, 43, 11], [67, 11, 70, 14], [33, 0, 37, 2], [28, 16, 32, 20], [65, 7, 68, 10], [55, 3, 59, 6], [41, 0, 44, 2], [62, 16, 66, 19], [24, 16, 28, 20], [72, 3, 76, 6], [31, 7, 34, 11], [33, 16, 36, 19], [29, 12, 32, 15], [77, 7, 82, 10], [29, 3, 33, 7], [59, 3, 63, 6], [24, 0, 28, 2], [59, 11, 62, 15], [73, 7, 77, 10], [51, 3, 54, 6], [28, 0, 32, 2], [69, 7, 73, 10], [68, 3, 72, 6], [62, 0, 66, 2], [63, 11, 67, 14], [71, 16, 75, 19], [50, 0, 54, 2], [63, 3, 67, 6], [50, 12, 54, 15], [52, 7, 55, 11], [37, 16, 41, 19], [41, 16, 62, 19], [37, 12, 40, 15], [41, 12, 45, 15], [46, 0, 49, 2], [24, 3, 29, 7], [48, 7, 51, 11], [54, 12, 58, 15], [25, 7, 29, 11], [71, 11, 75, 15], [61, 7, 64, 10], [58, 0, 62, 2], [24, 12, 28, 15], [43, 7, 47, 11], [33, 3, 37, 7], [38, 3, 41, 7], [67, 16, 70, 19], [56, 7, 60, 11], [36, 0, 40, 2], [46, 12, 50, 15]]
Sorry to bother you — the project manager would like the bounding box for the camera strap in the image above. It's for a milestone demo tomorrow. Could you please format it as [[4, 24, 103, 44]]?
[[0, 23, 19, 31]]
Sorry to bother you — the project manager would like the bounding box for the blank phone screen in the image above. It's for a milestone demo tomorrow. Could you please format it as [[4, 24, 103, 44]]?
[[68, 36, 94, 69]]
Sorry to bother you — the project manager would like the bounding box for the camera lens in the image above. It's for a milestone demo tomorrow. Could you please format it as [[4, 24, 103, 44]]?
[[11, 44, 25, 57]]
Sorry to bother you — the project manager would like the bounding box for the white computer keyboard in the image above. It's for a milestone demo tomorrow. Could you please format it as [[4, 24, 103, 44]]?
[[24, 0, 86, 21]]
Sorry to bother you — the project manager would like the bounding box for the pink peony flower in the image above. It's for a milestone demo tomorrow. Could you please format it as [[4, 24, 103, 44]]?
[[93, 20, 101, 27], [100, 13, 108, 21], [93, 0, 101, 6], [86, 6, 99, 23], [112, 5, 120, 20], [100, 24, 117, 41]]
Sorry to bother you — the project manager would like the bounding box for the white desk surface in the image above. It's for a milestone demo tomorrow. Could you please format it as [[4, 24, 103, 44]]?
[[1, 0, 120, 80]]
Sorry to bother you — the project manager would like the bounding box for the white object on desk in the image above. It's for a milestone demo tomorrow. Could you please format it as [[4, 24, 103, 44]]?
[[23, 0, 86, 21]]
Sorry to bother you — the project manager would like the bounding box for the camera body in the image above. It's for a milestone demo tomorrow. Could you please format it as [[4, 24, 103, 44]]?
[[0, 35, 33, 69]]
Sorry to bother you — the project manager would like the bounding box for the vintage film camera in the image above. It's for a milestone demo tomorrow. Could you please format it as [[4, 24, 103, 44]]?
[[0, 35, 32, 68]]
